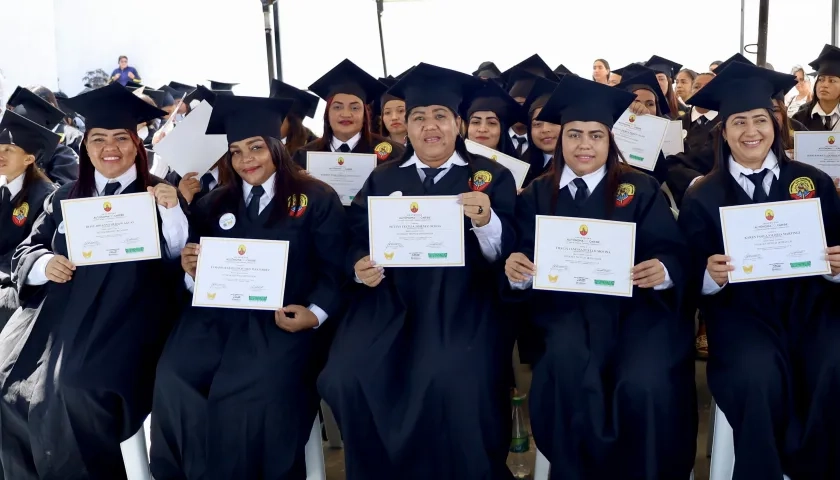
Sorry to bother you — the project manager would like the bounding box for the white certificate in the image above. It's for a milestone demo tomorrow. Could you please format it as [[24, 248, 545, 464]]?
[[368, 195, 465, 267], [794, 131, 840, 188], [153, 100, 229, 178], [720, 198, 830, 283], [465, 139, 531, 190], [307, 152, 377, 206], [613, 109, 670, 172], [661, 120, 685, 157], [60, 193, 162, 266], [533, 215, 636, 297], [192, 237, 290, 311]]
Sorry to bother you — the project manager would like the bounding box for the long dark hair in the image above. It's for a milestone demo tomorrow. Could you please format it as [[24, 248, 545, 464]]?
[[772, 98, 796, 150], [662, 79, 680, 119], [14, 162, 51, 209], [309, 95, 373, 151], [215, 136, 323, 223], [70, 129, 152, 199], [548, 125, 629, 217], [283, 113, 311, 156]]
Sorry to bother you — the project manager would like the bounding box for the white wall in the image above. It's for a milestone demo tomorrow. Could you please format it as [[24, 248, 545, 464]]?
[[0, 0, 59, 96]]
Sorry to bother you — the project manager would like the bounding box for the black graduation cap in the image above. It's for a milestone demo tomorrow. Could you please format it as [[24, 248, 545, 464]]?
[[208, 80, 238, 91], [522, 73, 560, 117], [689, 61, 797, 119], [809, 44, 840, 77], [185, 85, 218, 107], [205, 95, 295, 144], [269, 79, 320, 119], [0, 110, 61, 162], [645, 55, 683, 79], [616, 70, 671, 116], [167, 81, 195, 94], [611, 63, 649, 80], [395, 65, 414, 80], [124, 83, 147, 92], [473, 61, 502, 79], [7, 87, 66, 129], [386, 62, 482, 114], [553, 64, 573, 76], [145, 88, 176, 108], [54, 91, 76, 118], [463, 78, 524, 127], [536, 75, 636, 129], [308, 59, 385, 104], [160, 86, 183, 105], [501, 54, 558, 84], [63, 83, 167, 130], [715, 53, 754, 73]]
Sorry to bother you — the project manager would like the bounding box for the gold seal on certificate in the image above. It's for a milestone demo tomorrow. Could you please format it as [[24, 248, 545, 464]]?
[[464, 139, 531, 190], [368, 195, 465, 267], [192, 237, 290, 311], [533, 215, 636, 297], [60, 192, 162, 266], [793, 131, 840, 188], [720, 198, 831, 283], [306, 151, 377, 206], [612, 109, 670, 172]]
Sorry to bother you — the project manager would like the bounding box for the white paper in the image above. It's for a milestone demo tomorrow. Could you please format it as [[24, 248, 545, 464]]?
[[720, 198, 831, 283], [661, 120, 685, 157], [153, 100, 229, 178], [192, 237, 290, 311], [794, 131, 840, 188], [60, 193, 162, 266], [159, 92, 187, 137], [368, 195, 465, 267], [612, 110, 670, 172], [532, 215, 636, 296], [306, 152, 376, 206], [465, 139, 531, 190]]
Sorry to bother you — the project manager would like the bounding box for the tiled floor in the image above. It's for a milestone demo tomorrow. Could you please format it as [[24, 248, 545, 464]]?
[[321, 360, 713, 480]]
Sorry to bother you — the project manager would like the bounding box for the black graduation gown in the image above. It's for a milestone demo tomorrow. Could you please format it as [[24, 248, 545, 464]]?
[[664, 114, 722, 208], [318, 154, 518, 480], [291, 133, 405, 170], [150, 182, 347, 480], [679, 160, 840, 479], [506, 168, 696, 479], [522, 146, 552, 188], [0, 179, 55, 328], [792, 104, 832, 132], [40, 144, 79, 186], [0, 177, 184, 479]]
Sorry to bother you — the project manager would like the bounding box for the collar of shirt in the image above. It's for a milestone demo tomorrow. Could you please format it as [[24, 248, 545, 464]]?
[[509, 127, 528, 142], [209, 167, 219, 183], [559, 164, 607, 195], [331, 132, 362, 152], [690, 107, 718, 123], [543, 152, 554, 167], [95, 167, 137, 196], [281, 137, 287, 145], [242, 172, 276, 205], [811, 102, 840, 119], [400, 151, 467, 182], [728, 151, 780, 198], [0, 174, 25, 198]]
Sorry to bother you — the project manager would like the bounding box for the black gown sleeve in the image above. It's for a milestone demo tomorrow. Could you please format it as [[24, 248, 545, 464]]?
[[305, 188, 349, 316], [676, 187, 718, 311], [11, 191, 59, 303], [41, 145, 80, 186], [487, 167, 518, 261], [499, 179, 542, 303], [346, 175, 375, 276]]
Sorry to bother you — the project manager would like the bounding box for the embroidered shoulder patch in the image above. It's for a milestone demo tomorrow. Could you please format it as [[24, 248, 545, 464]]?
[[469, 170, 493, 192], [288, 194, 309, 217], [374, 142, 393, 161], [12, 202, 29, 226], [789, 177, 816, 200], [615, 183, 635, 207]]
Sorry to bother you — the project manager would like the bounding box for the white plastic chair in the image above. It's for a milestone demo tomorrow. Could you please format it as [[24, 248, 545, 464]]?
[[120, 416, 326, 480], [709, 404, 791, 480], [533, 447, 695, 480]]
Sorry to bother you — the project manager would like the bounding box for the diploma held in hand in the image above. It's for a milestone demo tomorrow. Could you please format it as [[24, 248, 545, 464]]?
[[306, 152, 377, 206], [720, 198, 830, 283], [368, 195, 465, 267], [533, 215, 636, 297], [60, 192, 162, 266], [613, 110, 670, 172], [192, 237, 290, 310], [793, 131, 840, 188]]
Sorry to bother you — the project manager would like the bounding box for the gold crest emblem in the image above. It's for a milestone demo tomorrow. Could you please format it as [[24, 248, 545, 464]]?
[[469, 170, 493, 192], [11, 202, 29, 226], [789, 177, 816, 200], [548, 274, 559, 283], [742, 265, 754, 274], [207, 292, 217, 300], [82, 250, 93, 259], [375, 142, 393, 161], [384, 251, 395, 260]]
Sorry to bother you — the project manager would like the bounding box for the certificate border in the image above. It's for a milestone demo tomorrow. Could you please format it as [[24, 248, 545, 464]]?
[[59, 192, 163, 266], [306, 151, 377, 207], [191, 237, 290, 311], [368, 195, 466, 267], [661, 120, 685, 157], [614, 109, 670, 172], [464, 139, 531, 190], [532, 215, 636, 297], [793, 131, 840, 181], [720, 198, 831, 283]]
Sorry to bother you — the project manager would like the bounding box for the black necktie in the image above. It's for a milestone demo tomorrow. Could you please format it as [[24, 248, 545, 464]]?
[[103, 182, 121, 196], [572, 178, 589, 207], [0, 187, 9, 205], [338, 143, 351, 153], [422, 168, 440, 192], [745, 170, 769, 203], [697, 116, 709, 126], [825, 115, 833, 131], [247, 185, 265, 220], [200, 172, 215, 193], [513, 136, 526, 157]]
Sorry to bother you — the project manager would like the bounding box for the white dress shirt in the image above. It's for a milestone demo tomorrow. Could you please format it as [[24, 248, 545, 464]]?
[[509, 127, 529, 155], [510, 165, 674, 291], [811, 102, 840, 131], [203, 167, 220, 191], [183, 173, 329, 327], [330, 132, 362, 152], [0, 174, 25, 198], [26, 167, 189, 286], [690, 107, 718, 124], [542, 152, 554, 167], [702, 152, 840, 295]]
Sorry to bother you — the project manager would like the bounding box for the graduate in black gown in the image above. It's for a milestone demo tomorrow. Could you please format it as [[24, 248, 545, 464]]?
[[515, 70, 561, 188], [269, 79, 320, 157], [645, 55, 684, 119], [501, 55, 559, 160], [0, 112, 58, 327], [792, 44, 840, 132], [503, 75, 696, 479], [0, 83, 189, 479], [150, 96, 348, 480], [680, 61, 840, 480], [292, 59, 404, 168], [463, 78, 521, 158], [318, 63, 518, 480], [6, 87, 79, 185]]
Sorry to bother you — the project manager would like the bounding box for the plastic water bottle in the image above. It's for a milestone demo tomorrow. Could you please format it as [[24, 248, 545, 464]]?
[[509, 395, 531, 479]]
